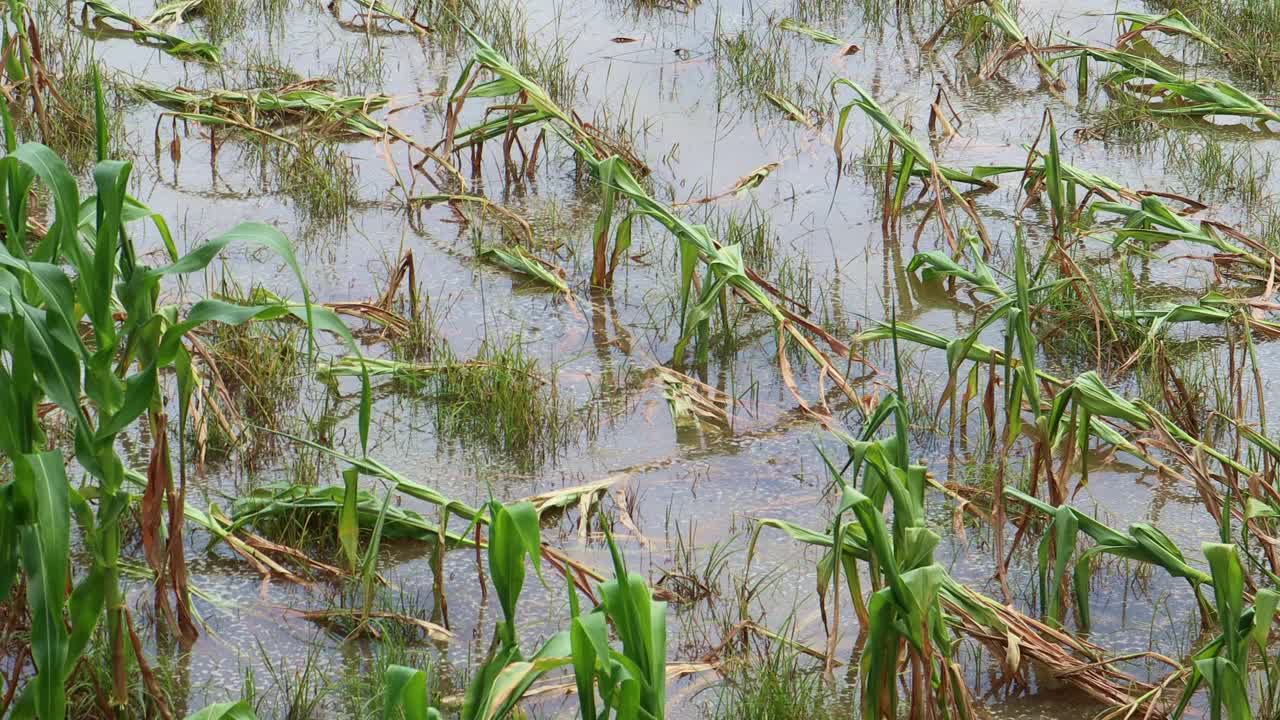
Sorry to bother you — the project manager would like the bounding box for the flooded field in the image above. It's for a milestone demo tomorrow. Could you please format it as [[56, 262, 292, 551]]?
[[7, 0, 1280, 717]]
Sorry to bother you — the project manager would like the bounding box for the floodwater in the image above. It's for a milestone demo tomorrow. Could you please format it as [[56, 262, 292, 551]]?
[[36, 0, 1280, 715]]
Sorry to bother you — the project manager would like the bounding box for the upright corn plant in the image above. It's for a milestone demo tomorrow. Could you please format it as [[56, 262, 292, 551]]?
[[569, 525, 668, 720], [882, 233, 1123, 501], [817, 327, 972, 719], [386, 501, 668, 720], [1172, 543, 1279, 720], [0, 76, 364, 717]]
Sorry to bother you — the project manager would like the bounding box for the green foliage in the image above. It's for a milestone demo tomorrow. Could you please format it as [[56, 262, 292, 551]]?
[[777, 18, 846, 45], [1112, 10, 1222, 52], [382, 665, 441, 720], [186, 700, 260, 720], [1058, 46, 1280, 123], [380, 499, 669, 720], [453, 34, 853, 391], [1006, 488, 1212, 630], [0, 72, 367, 718], [831, 79, 993, 212], [479, 245, 570, 292], [1171, 543, 1279, 720], [81, 0, 221, 62]]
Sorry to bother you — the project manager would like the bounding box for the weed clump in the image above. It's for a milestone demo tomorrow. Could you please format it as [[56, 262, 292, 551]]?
[[710, 651, 842, 720], [420, 339, 575, 464]]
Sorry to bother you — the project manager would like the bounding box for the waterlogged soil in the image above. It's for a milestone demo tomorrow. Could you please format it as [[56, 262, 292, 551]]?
[[43, 0, 1280, 716]]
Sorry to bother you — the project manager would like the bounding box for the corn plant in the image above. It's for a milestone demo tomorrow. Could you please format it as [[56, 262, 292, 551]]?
[[445, 33, 643, 287], [232, 482, 472, 545], [446, 36, 865, 409], [747, 323, 974, 717], [0, 73, 369, 717], [1042, 371, 1150, 487], [81, 0, 220, 63], [1114, 291, 1280, 367], [445, 30, 639, 167], [1112, 10, 1222, 52], [231, 448, 615, 552], [897, 232, 1081, 492], [972, 0, 1060, 83], [1005, 488, 1212, 630], [1092, 195, 1273, 272], [872, 304, 1280, 490], [973, 151, 1137, 203], [1171, 543, 1279, 720], [568, 525, 669, 720], [748, 359, 1165, 710], [382, 500, 668, 720], [463, 502, 668, 720], [1059, 46, 1280, 123], [831, 79, 993, 212], [832, 363, 975, 717], [752, 491, 1161, 711], [133, 82, 406, 145], [748, 366, 1163, 712]]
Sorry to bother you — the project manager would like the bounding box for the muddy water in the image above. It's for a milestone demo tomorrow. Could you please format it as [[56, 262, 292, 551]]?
[[43, 0, 1280, 715]]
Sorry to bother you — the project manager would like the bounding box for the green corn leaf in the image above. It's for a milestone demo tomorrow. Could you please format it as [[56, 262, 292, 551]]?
[[569, 611, 608, 720], [359, 487, 395, 616], [1203, 542, 1246, 663], [487, 500, 543, 649], [479, 245, 569, 292], [778, 18, 844, 45], [186, 701, 260, 720], [1112, 10, 1222, 51], [18, 452, 72, 720], [340, 467, 360, 572], [1040, 505, 1078, 626], [1249, 590, 1280, 653], [1193, 656, 1250, 720], [382, 665, 439, 720]]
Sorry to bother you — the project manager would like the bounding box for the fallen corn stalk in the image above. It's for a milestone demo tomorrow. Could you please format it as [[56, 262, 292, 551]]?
[[81, 0, 220, 62]]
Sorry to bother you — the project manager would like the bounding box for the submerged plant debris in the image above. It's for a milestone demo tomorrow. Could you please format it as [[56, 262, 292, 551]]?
[[9, 0, 1280, 719]]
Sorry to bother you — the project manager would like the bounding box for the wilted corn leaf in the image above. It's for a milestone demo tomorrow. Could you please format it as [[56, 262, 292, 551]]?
[[762, 91, 813, 126], [778, 18, 844, 45], [832, 79, 994, 195], [1112, 10, 1222, 52], [657, 366, 730, 428], [731, 162, 779, 194], [340, 0, 429, 34], [133, 82, 407, 144], [1061, 46, 1280, 122], [83, 0, 220, 62], [148, 0, 204, 25], [186, 701, 259, 720], [480, 245, 570, 292]]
